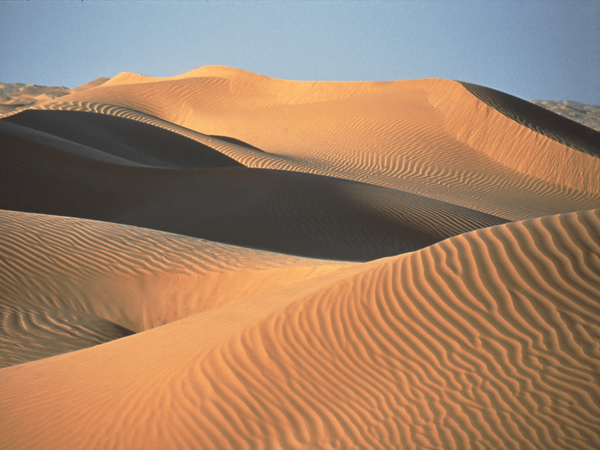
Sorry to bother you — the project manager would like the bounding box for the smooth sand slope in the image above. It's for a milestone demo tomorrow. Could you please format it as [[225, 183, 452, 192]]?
[[1, 66, 600, 449], [1, 208, 599, 449]]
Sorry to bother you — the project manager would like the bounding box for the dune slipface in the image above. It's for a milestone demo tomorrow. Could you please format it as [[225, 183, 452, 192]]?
[[1, 67, 600, 450]]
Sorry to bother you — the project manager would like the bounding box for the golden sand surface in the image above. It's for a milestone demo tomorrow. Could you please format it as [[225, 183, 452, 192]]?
[[1, 67, 599, 449]]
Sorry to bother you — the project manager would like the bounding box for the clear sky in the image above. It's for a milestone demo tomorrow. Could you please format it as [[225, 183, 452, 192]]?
[[1, 0, 599, 104]]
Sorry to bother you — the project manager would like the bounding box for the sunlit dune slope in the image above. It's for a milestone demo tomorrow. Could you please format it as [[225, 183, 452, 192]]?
[[1, 208, 599, 449], [0, 209, 352, 366], [0, 126, 507, 261], [41, 66, 600, 220]]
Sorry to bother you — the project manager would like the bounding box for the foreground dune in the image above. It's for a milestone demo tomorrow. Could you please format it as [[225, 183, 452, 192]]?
[[1, 208, 599, 449], [0, 210, 352, 367], [1, 66, 600, 449]]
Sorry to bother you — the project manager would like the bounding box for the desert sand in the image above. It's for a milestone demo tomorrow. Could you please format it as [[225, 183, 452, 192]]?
[[532, 100, 600, 132], [1, 66, 599, 449]]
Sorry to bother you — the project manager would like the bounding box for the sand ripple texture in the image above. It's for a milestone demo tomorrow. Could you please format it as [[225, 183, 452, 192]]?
[[0, 208, 599, 449], [1, 67, 600, 449], [0, 210, 351, 336]]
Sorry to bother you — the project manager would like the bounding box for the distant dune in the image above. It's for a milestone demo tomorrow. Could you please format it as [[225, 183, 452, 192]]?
[[532, 100, 600, 132], [1, 67, 599, 449], [0, 77, 108, 116]]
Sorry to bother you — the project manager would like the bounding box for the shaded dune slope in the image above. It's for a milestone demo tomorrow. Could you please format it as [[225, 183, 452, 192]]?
[[460, 82, 600, 158], [0, 128, 507, 261], [1, 208, 599, 449], [1, 109, 244, 169], [37, 66, 600, 220], [0, 303, 134, 369]]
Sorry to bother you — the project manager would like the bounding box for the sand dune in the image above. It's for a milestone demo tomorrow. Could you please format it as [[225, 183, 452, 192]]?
[[0, 117, 507, 261], [0, 209, 351, 366], [1, 208, 599, 449], [0, 302, 134, 369], [2, 109, 245, 168], [1, 66, 600, 449], [0, 77, 108, 117], [461, 83, 600, 158], [37, 66, 600, 220]]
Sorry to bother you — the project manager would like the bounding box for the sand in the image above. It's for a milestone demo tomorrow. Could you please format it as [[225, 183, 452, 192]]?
[[532, 100, 600, 132], [1, 66, 599, 449]]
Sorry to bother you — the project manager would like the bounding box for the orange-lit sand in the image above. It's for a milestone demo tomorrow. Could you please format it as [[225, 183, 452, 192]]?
[[1, 67, 599, 449]]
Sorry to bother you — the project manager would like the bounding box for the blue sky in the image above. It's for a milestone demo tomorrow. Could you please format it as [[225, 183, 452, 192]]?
[[1, 1, 599, 104]]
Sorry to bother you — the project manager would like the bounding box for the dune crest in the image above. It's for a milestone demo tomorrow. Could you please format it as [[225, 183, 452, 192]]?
[[426, 79, 600, 193], [35, 67, 600, 220]]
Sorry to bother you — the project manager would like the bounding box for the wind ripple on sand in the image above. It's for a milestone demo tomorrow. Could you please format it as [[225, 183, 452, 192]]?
[[0, 209, 351, 334], [0, 303, 133, 368], [1, 208, 599, 449]]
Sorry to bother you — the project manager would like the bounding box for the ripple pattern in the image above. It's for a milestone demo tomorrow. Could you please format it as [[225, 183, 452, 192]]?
[[30, 74, 600, 220], [1, 208, 598, 449]]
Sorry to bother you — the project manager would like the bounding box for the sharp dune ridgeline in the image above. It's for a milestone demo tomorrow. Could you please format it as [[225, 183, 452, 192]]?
[[1, 66, 599, 449]]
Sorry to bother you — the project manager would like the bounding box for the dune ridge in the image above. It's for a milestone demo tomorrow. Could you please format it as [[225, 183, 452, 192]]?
[[28, 68, 600, 220], [1, 208, 599, 449], [459, 83, 600, 158], [2, 109, 245, 169], [433, 80, 600, 191]]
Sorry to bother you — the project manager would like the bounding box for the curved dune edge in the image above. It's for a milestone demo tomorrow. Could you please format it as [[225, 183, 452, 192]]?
[[425, 78, 600, 194], [1, 208, 599, 449], [0, 127, 510, 261], [0, 302, 134, 368], [30, 73, 600, 220], [461, 83, 600, 157], [1, 109, 245, 169]]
